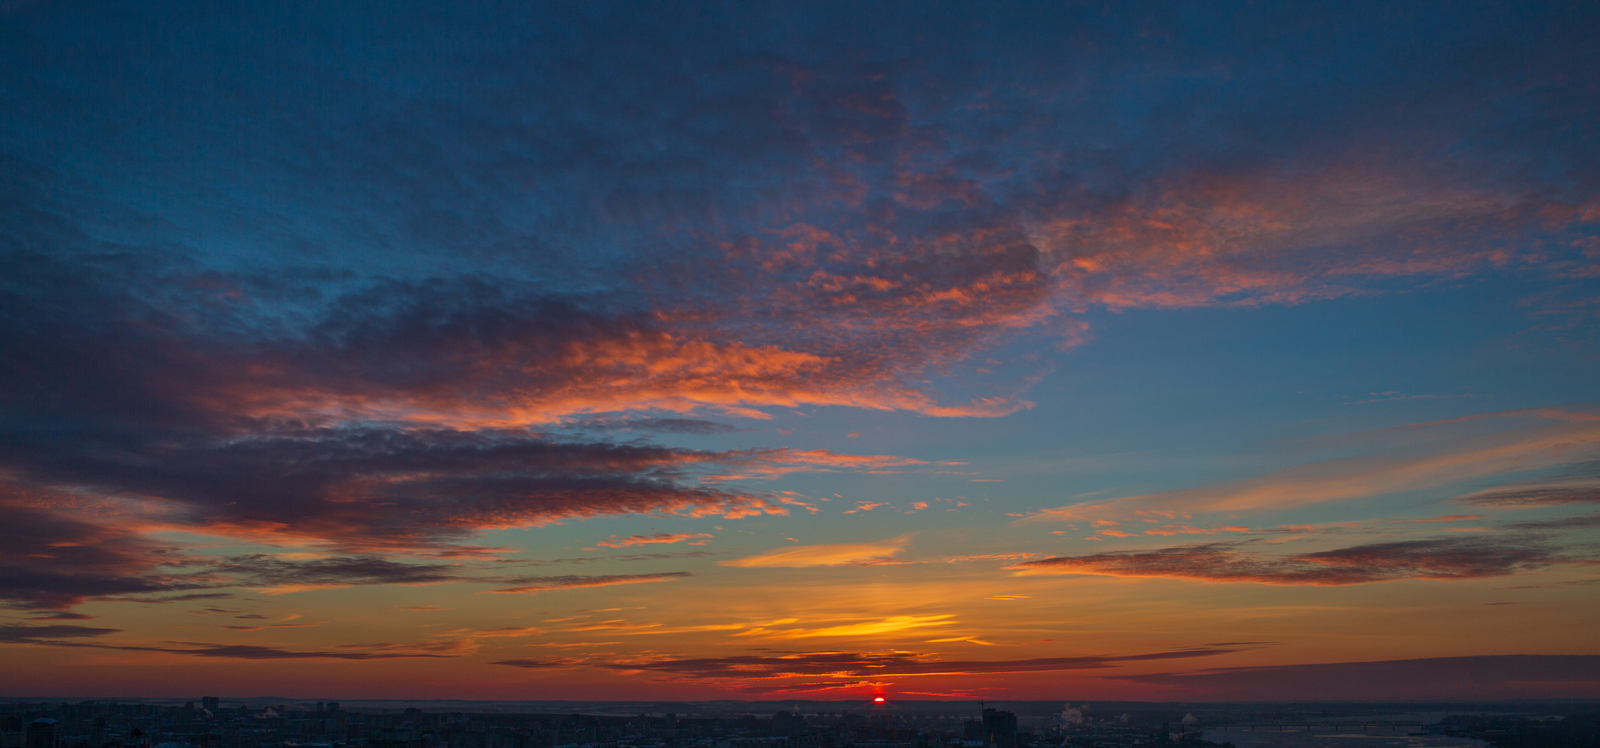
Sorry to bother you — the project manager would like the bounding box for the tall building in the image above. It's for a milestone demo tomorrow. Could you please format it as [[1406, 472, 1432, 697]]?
[[201, 698, 220, 712], [26, 718, 60, 748], [981, 709, 1016, 748]]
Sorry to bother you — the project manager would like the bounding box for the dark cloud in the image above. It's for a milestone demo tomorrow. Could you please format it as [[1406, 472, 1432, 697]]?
[[0, 485, 211, 611], [565, 418, 746, 435], [222, 622, 324, 631], [0, 624, 121, 643], [123, 594, 237, 604], [491, 572, 692, 595], [1011, 537, 1568, 585], [0, 625, 459, 660], [1456, 461, 1600, 508], [1506, 512, 1600, 532], [499, 551, 718, 566], [491, 658, 582, 670], [151, 644, 452, 660], [0, 417, 788, 557], [1459, 485, 1600, 508], [0, 254, 868, 563], [1111, 655, 1600, 701], [211, 555, 465, 590], [3, 254, 937, 563], [567, 646, 1242, 681]]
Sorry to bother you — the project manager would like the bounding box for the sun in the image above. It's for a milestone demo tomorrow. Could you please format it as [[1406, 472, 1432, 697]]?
[[873, 697, 886, 703]]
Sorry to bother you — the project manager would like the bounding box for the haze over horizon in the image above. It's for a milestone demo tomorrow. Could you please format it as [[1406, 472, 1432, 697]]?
[[1, 0, 1598, 702]]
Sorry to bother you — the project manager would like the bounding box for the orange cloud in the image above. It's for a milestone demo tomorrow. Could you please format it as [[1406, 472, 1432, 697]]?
[[592, 532, 714, 549], [721, 535, 912, 568], [734, 615, 956, 639]]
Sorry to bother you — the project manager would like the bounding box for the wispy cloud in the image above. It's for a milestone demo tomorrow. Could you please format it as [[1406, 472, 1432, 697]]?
[[489, 573, 691, 595], [1455, 460, 1600, 507], [1110, 655, 1600, 700], [0, 624, 460, 660], [581, 645, 1245, 684], [1025, 411, 1600, 522], [722, 535, 912, 568], [734, 614, 956, 639], [591, 532, 713, 549], [1010, 536, 1576, 585]]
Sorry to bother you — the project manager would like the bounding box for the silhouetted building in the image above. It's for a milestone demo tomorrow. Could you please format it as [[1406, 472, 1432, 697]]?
[[27, 718, 60, 748], [981, 709, 1016, 748], [202, 698, 220, 712], [771, 712, 802, 735]]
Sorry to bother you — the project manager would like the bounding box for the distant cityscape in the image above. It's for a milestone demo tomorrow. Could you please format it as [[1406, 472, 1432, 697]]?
[[2, 700, 1595, 748]]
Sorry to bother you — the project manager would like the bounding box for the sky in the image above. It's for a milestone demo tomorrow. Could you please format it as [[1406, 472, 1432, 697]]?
[[1, 0, 1598, 702]]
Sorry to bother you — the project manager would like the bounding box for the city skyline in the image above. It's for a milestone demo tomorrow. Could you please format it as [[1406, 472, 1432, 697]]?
[[2, 1, 1598, 701]]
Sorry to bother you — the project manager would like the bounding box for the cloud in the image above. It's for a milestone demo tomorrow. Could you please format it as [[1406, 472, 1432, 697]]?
[[211, 554, 465, 594], [2, 419, 805, 556], [584, 645, 1243, 682], [0, 626, 463, 660], [722, 535, 912, 568], [592, 532, 713, 549], [432, 627, 542, 639], [489, 572, 691, 595], [1010, 537, 1570, 585], [0, 485, 210, 611], [1, 259, 950, 569], [223, 622, 326, 631], [489, 658, 583, 670], [734, 614, 956, 639], [27, 612, 95, 621], [1456, 462, 1600, 508], [1506, 512, 1600, 532], [1112, 655, 1600, 700], [1461, 484, 1600, 507], [118, 643, 459, 660], [557, 620, 665, 633], [0, 624, 122, 643], [504, 551, 716, 567], [565, 418, 745, 435], [2, 3, 1595, 442], [2, 0, 1598, 625], [944, 553, 1038, 562], [118, 593, 237, 604], [1, 305, 931, 563], [1026, 412, 1600, 522], [707, 450, 931, 481]]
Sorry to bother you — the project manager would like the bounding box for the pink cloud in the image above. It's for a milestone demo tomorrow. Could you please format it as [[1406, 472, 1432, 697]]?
[[592, 532, 714, 549]]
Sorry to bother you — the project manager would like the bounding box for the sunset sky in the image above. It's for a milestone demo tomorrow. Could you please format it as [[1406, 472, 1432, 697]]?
[[2, 1, 1598, 702]]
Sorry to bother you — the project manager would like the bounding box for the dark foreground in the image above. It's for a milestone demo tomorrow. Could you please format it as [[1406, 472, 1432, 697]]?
[[3, 699, 1596, 748]]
